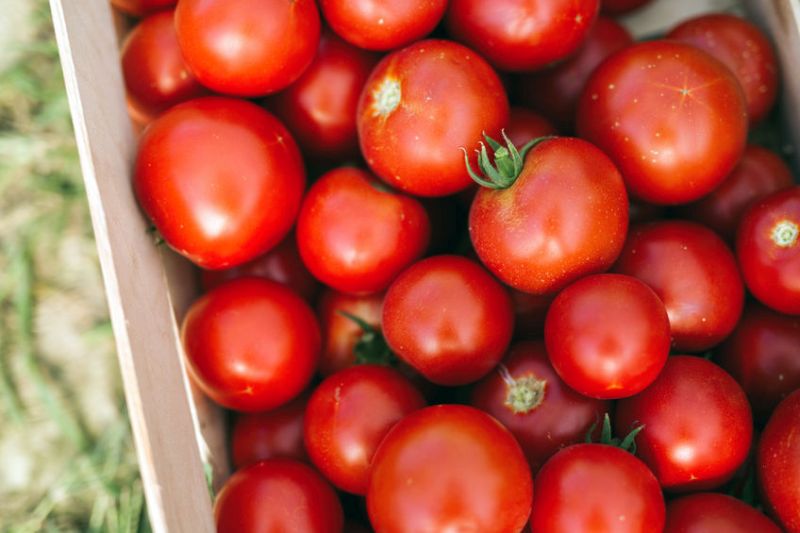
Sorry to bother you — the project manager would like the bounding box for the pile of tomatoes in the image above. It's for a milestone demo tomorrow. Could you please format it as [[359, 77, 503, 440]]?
[[114, 0, 800, 531]]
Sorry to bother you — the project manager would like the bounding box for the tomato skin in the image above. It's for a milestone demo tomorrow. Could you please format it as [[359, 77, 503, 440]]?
[[175, 0, 320, 96], [382, 256, 514, 385], [577, 41, 748, 205], [231, 393, 308, 469], [667, 13, 779, 123], [665, 492, 782, 533], [134, 97, 305, 270], [545, 274, 670, 399], [470, 341, 610, 473], [367, 404, 532, 533], [181, 278, 320, 412], [758, 390, 800, 533], [470, 137, 628, 295], [297, 167, 430, 295], [616, 356, 753, 491], [737, 187, 800, 315], [601, 0, 652, 14], [531, 444, 665, 533], [505, 107, 557, 147], [215, 459, 343, 533], [614, 221, 744, 352], [111, 0, 175, 17], [446, 0, 599, 71], [358, 39, 509, 197], [304, 365, 425, 495]]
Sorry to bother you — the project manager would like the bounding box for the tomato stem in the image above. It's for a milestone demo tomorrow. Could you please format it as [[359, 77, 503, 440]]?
[[338, 310, 397, 367], [587, 413, 645, 454], [463, 132, 553, 190], [497, 364, 547, 414]]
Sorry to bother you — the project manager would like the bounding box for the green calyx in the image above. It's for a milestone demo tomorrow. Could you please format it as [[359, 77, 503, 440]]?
[[586, 413, 645, 454], [338, 310, 397, 367], [463, 131, 553, 190]]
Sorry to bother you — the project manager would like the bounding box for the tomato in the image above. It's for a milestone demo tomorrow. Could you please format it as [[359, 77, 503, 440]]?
[[614, 221, 744, 352], [296, 167, 430, 294], [758, 390, 800, 532], [545, 274, 670, 399], [667, 13, 779, 123], [304, 365, 425, 494], [111, 0, 174, 17], [215, 459, 343, 533], [181, 278, 319, 412], [511, 290, 553, 340], [446, 0, 599, 71], [269, 32, 378, 159], [320, 0, 446, 51], [470, 341, 610, 473], [357, 39, 509, 197], [517, 16, 633, 131], [505, 107, 557, 147], [737, 186, 800, 315], [679, 146, 794, 242], [665, 492, 782, 533], [317, 290, 384, 376], [382, 255, 513, 385], [120, 11, 207, 124], [531, 444, 665, 533], [469, 137, 628, 295], [134, 97, 305, 270], [367, 405, 532, 533], [601, 0, 652, 14], [616, 356, 753, 491], [175, 0, 320, 96], [577, 41, 748, 205], [231, 393, 308, 469]]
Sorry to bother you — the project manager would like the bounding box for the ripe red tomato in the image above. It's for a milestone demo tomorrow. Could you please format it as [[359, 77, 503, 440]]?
[[181, 278, 319, 412], [215, 459, 343, 533], [231, 393, 308, 469], [614, 221, 744, 352], [111, 0, 175, 17], [175, 0, 320, 96], [517, 16, 633, 131], [134, 97, 305, 270], [357, 39, 509, 197], [616, 356, 753, 491], [505, 107, 557, 147], [382, 256, 513, 385], [665, 492, 782, 533], [446, 0, 600, 71], [545, 274, 670, 399], [368, 405, 532, 533], [758, 390, 800, 532], [317, 289, 384, 376], [737, 186, 800, 315], [511, 290, 554, 339], [470, 341, 610, 473], [577, 41, 748, 204], [304, 365, 426, 495], [269, 32, 378, 159], [667, 13, 779, 123], [531, 444, 665, 533], [296, 167, 430, 295], [469, 137, 628, 295], [601, 0, 652, 14]]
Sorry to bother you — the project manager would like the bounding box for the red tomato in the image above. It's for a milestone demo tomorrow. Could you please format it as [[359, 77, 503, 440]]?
[[680, 146, 794, 242], [517, 16, 633, 131], [667, 13, 779, 123], [446, 0, 599, 71], [111, 0, 175, 17], [665, 492, 782, 533], [297, 167, 430, 294], [304, 365, 426, 494], [601, 0, 652, 14], [269, 32, 378, 159], [616, 356, 753, 491], [577, 41, 748, 204], [469, 137, 628, 295], [120, 11, 207, 124], [175, 0, 320, 96], [531, 444, 665, 533], [470, 341, 610, 473], [614, 221, 744, 352], [181, 278, 319, 412], [357, 39, 509, 197], [511, 290, 553, 340], [231, 393, 308, 469], [215, 459, 343, 533], [134, 97, 305, 270], [737, 186, 800, 315], [382, 256, 513, 385], [545, 274, 670, 399], [758, 390, 800, 532], [317, 290, 384, 376], [505, 107, 557, 147], [367, 405, 532, 533]]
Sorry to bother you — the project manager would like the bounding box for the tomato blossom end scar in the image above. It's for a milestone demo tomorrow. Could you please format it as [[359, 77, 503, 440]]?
[[771, 219, 799, 248], [371, 77, 401, 117]]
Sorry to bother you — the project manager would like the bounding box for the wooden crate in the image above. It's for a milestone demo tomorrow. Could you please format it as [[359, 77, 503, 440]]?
[[48, 1, 800, 531]]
